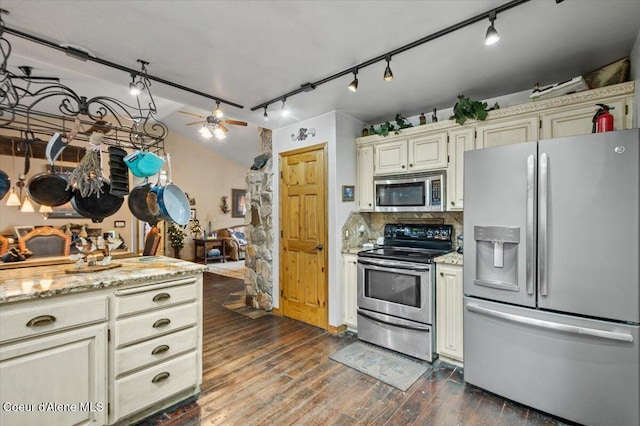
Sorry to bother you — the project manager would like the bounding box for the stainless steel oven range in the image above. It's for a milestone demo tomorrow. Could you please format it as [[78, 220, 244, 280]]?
[[357, 223, 452, 361]]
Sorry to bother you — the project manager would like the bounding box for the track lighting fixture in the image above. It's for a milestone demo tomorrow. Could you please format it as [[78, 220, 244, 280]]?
[[348, 69, 358, 92], [251, 0, 531, 112], [263, 106, 269, 122], [383, 56, 394, 81], [485, 12, 500, 46], [281, 98, 290, 117], [214, 101, 223, 118]]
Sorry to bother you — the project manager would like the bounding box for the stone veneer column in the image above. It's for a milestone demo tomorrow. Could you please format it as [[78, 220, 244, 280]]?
[[245, 127, 274, 310]]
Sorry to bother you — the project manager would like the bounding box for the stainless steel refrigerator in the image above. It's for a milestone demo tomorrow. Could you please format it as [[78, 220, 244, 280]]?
[[463, 129, 639, 426]]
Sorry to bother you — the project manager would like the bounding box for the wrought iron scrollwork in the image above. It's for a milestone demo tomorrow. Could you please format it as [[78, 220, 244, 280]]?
[[0, 10, 167, 152]]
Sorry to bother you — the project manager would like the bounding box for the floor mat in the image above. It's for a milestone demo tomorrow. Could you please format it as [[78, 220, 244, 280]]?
[[329, 341, 431, 391], [222, 291, 271, 319]]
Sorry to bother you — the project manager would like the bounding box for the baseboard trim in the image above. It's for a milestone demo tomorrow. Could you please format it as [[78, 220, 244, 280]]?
[[271, 307, 282, 316], [327, 324, 347, 335]]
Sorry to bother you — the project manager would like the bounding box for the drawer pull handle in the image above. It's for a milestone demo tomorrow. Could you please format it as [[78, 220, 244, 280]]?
[[151, 345, 170, 355], [151, 372, 170, 383], [26, 315, 56, 327], [153, 318, 171, 328], [152, 293, 171, 302]]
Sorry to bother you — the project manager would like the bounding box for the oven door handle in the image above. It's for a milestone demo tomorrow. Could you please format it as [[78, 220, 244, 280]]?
[[357, 258, 430, 272], [358, 309, 431, 332]]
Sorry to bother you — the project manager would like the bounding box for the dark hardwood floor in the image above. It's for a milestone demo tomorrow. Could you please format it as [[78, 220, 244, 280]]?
[[141, 272, 573, 426]]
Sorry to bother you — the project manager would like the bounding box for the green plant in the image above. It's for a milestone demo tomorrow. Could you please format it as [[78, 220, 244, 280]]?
[[450, 95, 499, 125], [167, 224, 186, 250], [369, 114, 413, 137]]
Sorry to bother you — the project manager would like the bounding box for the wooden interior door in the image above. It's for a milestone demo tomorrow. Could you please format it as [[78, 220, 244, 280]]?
[[279, 143, 328, 329]]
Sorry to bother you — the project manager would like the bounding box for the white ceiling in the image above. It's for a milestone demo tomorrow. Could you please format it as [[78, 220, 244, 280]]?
[[2, 0, 640, 167]]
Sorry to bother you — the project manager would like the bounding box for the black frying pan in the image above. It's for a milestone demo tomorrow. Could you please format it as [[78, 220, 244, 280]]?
[[71, 182, 124, 223], [0, 169, 9, 200], [127, 181, 160, 225], [27, 166, 73, 206]]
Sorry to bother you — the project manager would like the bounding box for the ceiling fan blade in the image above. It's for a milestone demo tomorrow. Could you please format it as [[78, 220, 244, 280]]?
[[218, 123, 229, 133], [223, 119, 248, 127], [178, 110, 207, 119], [185, 121, 203, 126]]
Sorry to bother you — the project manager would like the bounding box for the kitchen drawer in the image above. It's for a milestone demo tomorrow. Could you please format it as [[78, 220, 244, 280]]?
[[114, 302, 197, 348], [114, 327, 197, 376], [0, 295, 107, 344], [115, 277, 198, 317], [112, 351, 198, 422]]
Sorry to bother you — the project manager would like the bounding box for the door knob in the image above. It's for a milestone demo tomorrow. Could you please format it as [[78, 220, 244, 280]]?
[[315, 244, 324, 251]]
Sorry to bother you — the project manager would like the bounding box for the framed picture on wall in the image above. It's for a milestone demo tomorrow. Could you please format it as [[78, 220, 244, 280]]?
[[342, 185, 355, 202], [15, 226, 34, 239], [231, 189, 246, 218]]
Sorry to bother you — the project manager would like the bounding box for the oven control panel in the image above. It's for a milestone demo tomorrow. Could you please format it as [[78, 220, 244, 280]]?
[[384, 224, 452, 242]]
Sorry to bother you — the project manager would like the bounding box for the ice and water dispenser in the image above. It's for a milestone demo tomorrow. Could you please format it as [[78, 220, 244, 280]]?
[[473, 226, 520, 291]]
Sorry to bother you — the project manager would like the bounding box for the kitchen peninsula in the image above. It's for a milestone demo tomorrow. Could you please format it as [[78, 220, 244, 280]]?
[[0, 256, 205, 426]]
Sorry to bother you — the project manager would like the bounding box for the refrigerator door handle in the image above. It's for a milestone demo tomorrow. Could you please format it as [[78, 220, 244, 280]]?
[[538, 152, 548, 296], [526, 154, 536, 295], [466, 302, 634, 342]]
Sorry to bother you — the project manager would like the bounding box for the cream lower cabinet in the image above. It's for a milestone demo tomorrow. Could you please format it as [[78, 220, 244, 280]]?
[[0, 294, 109, 426], [111, 276, 202, 424], [357, 144, 375, 211], [342, 253, 358, 330], [446, 128, 474, 211], [436, 263, 463, 363]]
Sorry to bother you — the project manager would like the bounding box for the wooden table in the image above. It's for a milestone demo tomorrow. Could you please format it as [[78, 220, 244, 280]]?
[[194, 238, 227, 264]]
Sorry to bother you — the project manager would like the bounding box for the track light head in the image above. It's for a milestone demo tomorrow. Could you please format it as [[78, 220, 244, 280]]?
[[263, 106, 269, 122], [383, 56, 394, 81], [348, 69, 359, 92], [485, 13, 500, 46], [214, 101, 223, 118], [281, 98, 290, 117]]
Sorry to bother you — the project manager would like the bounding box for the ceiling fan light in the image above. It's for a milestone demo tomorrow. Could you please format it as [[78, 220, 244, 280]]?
[[214, 128, 226, 139], [199, 125, 213, 138], [6, 188, 21, 206], [20, 196, 35, 213]]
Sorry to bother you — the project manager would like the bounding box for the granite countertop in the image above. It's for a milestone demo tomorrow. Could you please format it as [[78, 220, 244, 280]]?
[[0, 256, 206, 304], [341, 248, 367, 254], [433, 251, 464, 266]]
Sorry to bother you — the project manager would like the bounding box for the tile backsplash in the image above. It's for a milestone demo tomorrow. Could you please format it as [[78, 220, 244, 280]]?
[[342, 211, 463, 251]]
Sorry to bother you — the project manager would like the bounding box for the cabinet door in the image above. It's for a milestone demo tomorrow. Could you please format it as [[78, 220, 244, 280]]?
[[357, 145, 375, 211], [0, 324, 107, 426], [374, 139, 407, 175], [342, 253, 358, 330], [540, 98, 627, 139], [407, 132, 448, 172], [475, 116, 539, 149], [446, 128, 474, 211], [436, 264, 464, 362]]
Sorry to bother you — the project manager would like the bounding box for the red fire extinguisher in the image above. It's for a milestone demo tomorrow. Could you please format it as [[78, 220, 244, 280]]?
[[592, 103, 614, 133]]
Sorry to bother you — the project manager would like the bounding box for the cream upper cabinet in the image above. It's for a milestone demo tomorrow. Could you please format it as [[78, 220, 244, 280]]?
[[436, 263, 463, 363], [374, 138, 407, 175], [475, 115, 539, 149], [357, 144, 375, 211], [446, 128, 474, 211], [342, 253, 358, 331], [540, 98, 629, 139], [407, 132, 448, 172], [374, 132, 447, 176]]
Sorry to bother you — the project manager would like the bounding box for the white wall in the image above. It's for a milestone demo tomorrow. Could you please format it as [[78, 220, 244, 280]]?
[[272, 111, 364, 327], [631, 28, 640, 128]]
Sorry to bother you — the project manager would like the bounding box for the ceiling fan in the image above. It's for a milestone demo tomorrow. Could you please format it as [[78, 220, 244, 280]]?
[[178, 107, 247, 139]]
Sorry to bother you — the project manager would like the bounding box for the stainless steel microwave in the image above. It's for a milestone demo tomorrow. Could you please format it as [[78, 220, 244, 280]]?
[[374, 172, 445, 212]]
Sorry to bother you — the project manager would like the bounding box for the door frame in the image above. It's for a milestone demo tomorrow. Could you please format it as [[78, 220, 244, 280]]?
[[278, 142, 329, 329]]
